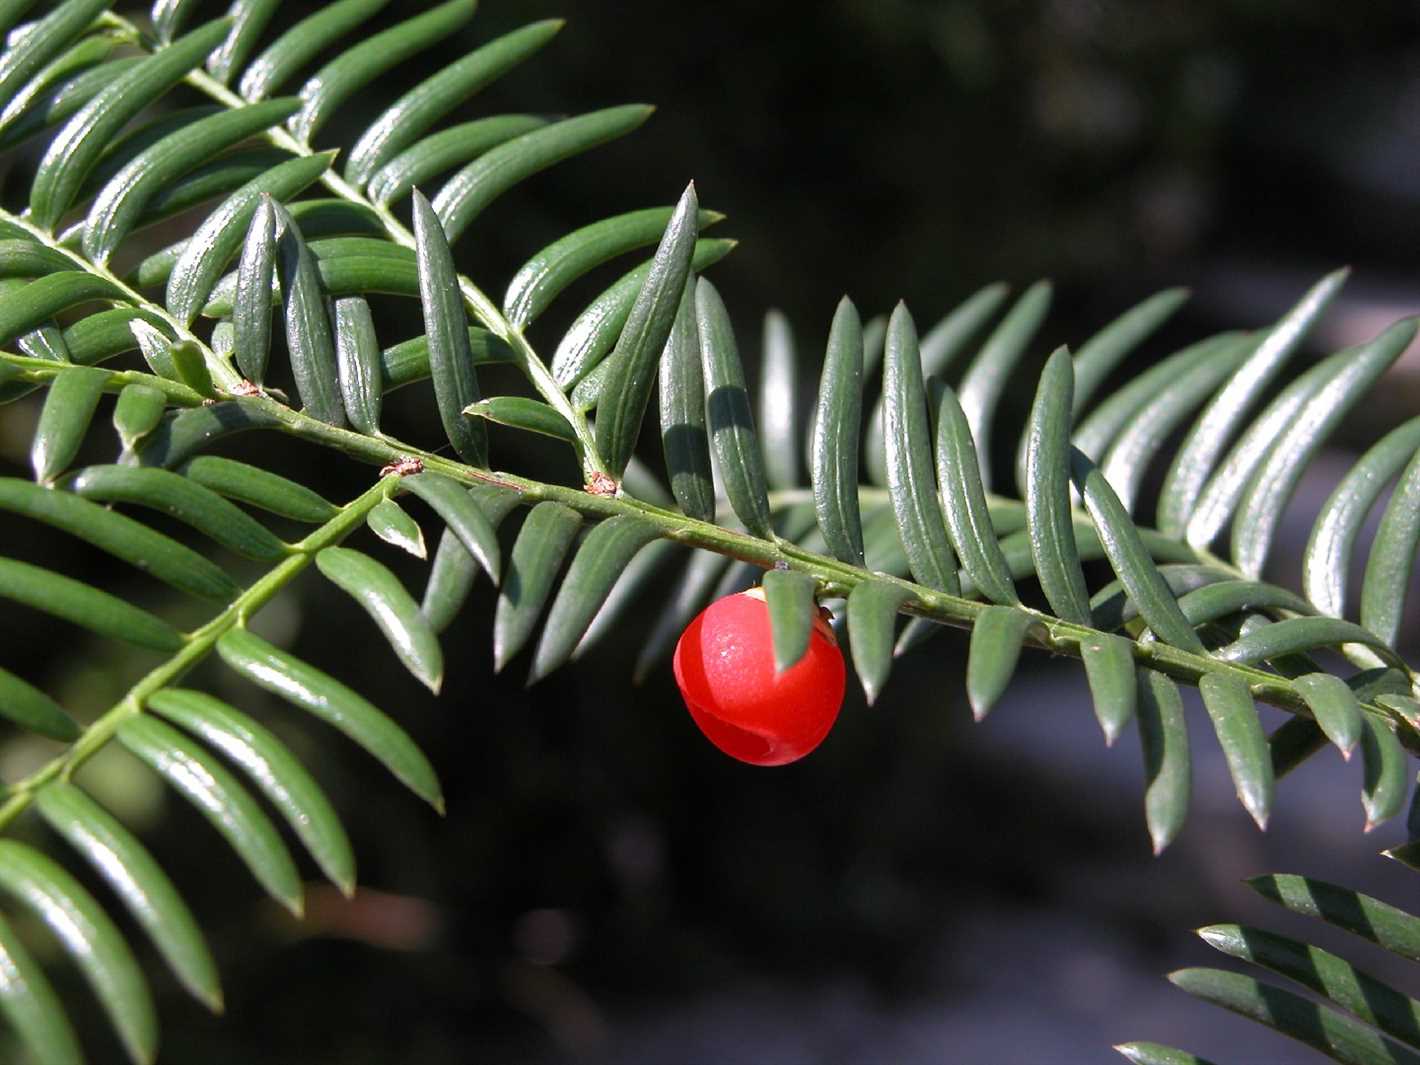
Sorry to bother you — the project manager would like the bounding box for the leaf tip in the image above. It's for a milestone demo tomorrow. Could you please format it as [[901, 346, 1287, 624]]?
[[967, 690, 993, 723], [1163, 968, 1194, 989], [1194, 924, 1227, 946]]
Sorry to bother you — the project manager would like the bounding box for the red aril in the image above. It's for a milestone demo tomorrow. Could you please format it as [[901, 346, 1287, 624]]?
[[672, 587, 845, 766]]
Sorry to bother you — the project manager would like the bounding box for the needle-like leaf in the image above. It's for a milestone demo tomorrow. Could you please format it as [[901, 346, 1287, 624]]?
[[1291, 673, 1362, 759], [166, 150, 335, 324], [811, 296, 866, 565], [31, 365, 106, 483], [759, 309, 798, 490], [1080, 634, 1136, 745], [149, 688, 356, 898], [595, 182, 699, 479], [0, 555, 182, 651], [367, 497, 426, 559], [0, 840, 157, 1064], [957, 279, 1051, 490], [1137, 669, 1190, 854], [233, 195, 277, 384], [348, 20, 564, 188], [412, 189, 486, 466], [1362, 431, 1420, 648], [181, 456, 337, 523], [530, 516, 660, 683], [494, 502, 582, 671], [291, 0, 476, 145], [507, 202, 720, 329], [845, 579, 912, 704], [1198, 673, 1273, 830], [112, 382, 166, 453], [883, 302, 959, 593], [83, 98, 300, 264], [696, 277, 773, 539], [966, 607, 1038, 721], [118, 715, 303, 918], [936, 383, 1016, 604], [35, 782, 221, 1012], [1024, 348, 1090, 624], [273, 203, 344, 427], [762, 569, 818, 674], [1169, 967, 1420, 1065], [0, 908, 83, 1065], [421, 485, 520, 634], [399, 472, 501, 584], [239, 0, 390, 102], [1157, 269, 1347, 537], [30, 19, 232, 229], [1071, 449, 1204, 654], [433, 104, 654, 243], [316, 546, 444, 693], [217, 628, 443, 811], [1232, 318, 1416, 576], [69, 464, 287, 561], [658, 277, 715, 520]]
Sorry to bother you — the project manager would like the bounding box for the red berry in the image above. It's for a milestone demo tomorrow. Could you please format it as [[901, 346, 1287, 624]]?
[[672, 588, 846, 766]]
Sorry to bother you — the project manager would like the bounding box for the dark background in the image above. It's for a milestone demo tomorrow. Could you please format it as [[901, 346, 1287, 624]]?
[[4, 1, 1420, 1062]]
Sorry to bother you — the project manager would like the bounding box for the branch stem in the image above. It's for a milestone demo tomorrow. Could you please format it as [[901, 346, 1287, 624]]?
[[0, 351, 207, 405], [238, 391, 1412, 737], [0, 476, 395, 830]]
